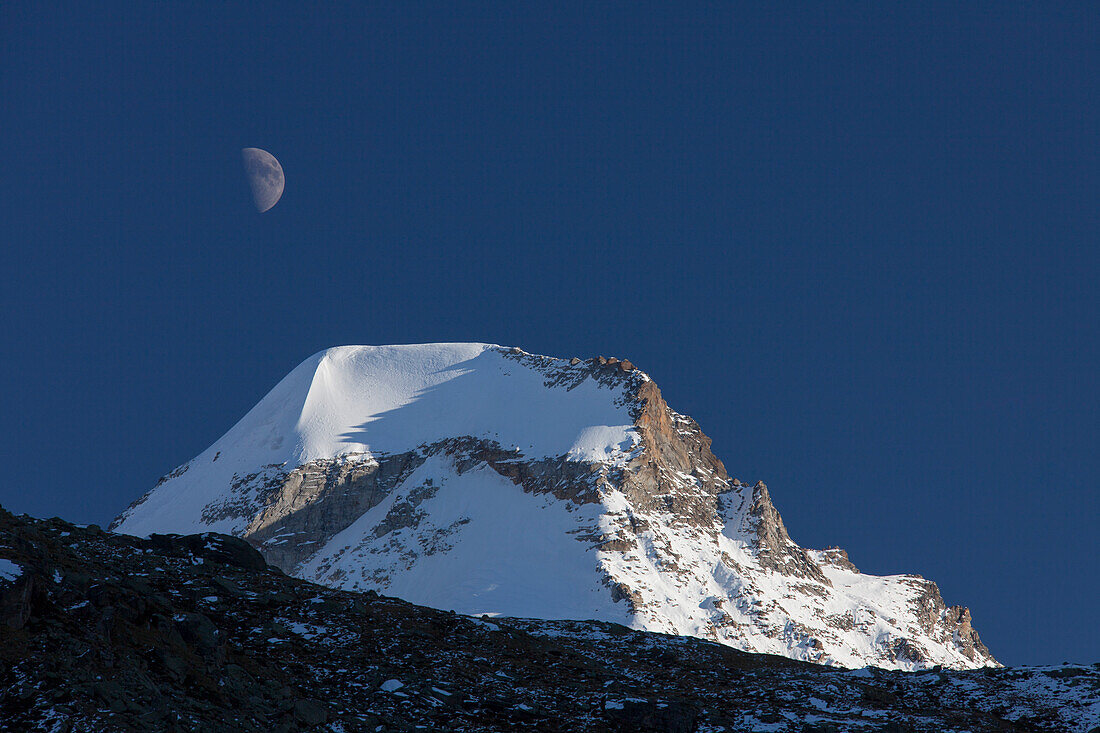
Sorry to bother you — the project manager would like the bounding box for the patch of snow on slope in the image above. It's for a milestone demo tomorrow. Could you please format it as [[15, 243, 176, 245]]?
[[0, 558, 22, 582], [299, 455, 632, 624]]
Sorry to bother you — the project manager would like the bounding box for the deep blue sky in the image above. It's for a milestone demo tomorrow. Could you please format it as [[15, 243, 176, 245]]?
[[1, 3, 1096, 666]]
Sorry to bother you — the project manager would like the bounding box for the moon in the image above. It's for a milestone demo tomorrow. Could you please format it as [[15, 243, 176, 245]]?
[[241, 147, 284, 213]]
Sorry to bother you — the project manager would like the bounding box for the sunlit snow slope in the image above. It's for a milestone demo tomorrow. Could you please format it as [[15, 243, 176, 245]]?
[[113, 343, 998, 671]]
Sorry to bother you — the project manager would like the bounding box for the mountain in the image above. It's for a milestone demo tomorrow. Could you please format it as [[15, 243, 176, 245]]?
[[112, 343, 996, 671], [5, 507, 1097, 732]]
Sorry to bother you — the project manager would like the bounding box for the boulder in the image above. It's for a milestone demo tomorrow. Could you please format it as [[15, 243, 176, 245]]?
[[293, 699, 328, 725], [146, 533, 267, 571], [604, 699, 698, 733], [0, 572, 35, 629]]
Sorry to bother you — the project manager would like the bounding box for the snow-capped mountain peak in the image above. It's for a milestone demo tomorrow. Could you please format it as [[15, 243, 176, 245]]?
[[112, 344, 996, 671]]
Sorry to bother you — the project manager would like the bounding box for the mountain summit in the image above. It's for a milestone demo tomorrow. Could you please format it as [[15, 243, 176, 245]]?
[[112, 343, 996, 670]]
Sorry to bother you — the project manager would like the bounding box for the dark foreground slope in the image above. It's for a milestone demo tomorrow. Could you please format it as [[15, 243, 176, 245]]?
[[1, 507, 1097, 733]]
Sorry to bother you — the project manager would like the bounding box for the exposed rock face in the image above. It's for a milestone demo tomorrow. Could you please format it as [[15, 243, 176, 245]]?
[[744, 480, 829, 582], [112, 343, 998, 670], [241, 453, 426, 571], [816, 546, 860, 573]]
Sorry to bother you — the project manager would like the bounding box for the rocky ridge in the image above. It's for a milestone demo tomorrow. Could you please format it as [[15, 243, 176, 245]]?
[[4, 507, 1099, 732], [113, 344, 995, 670]]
